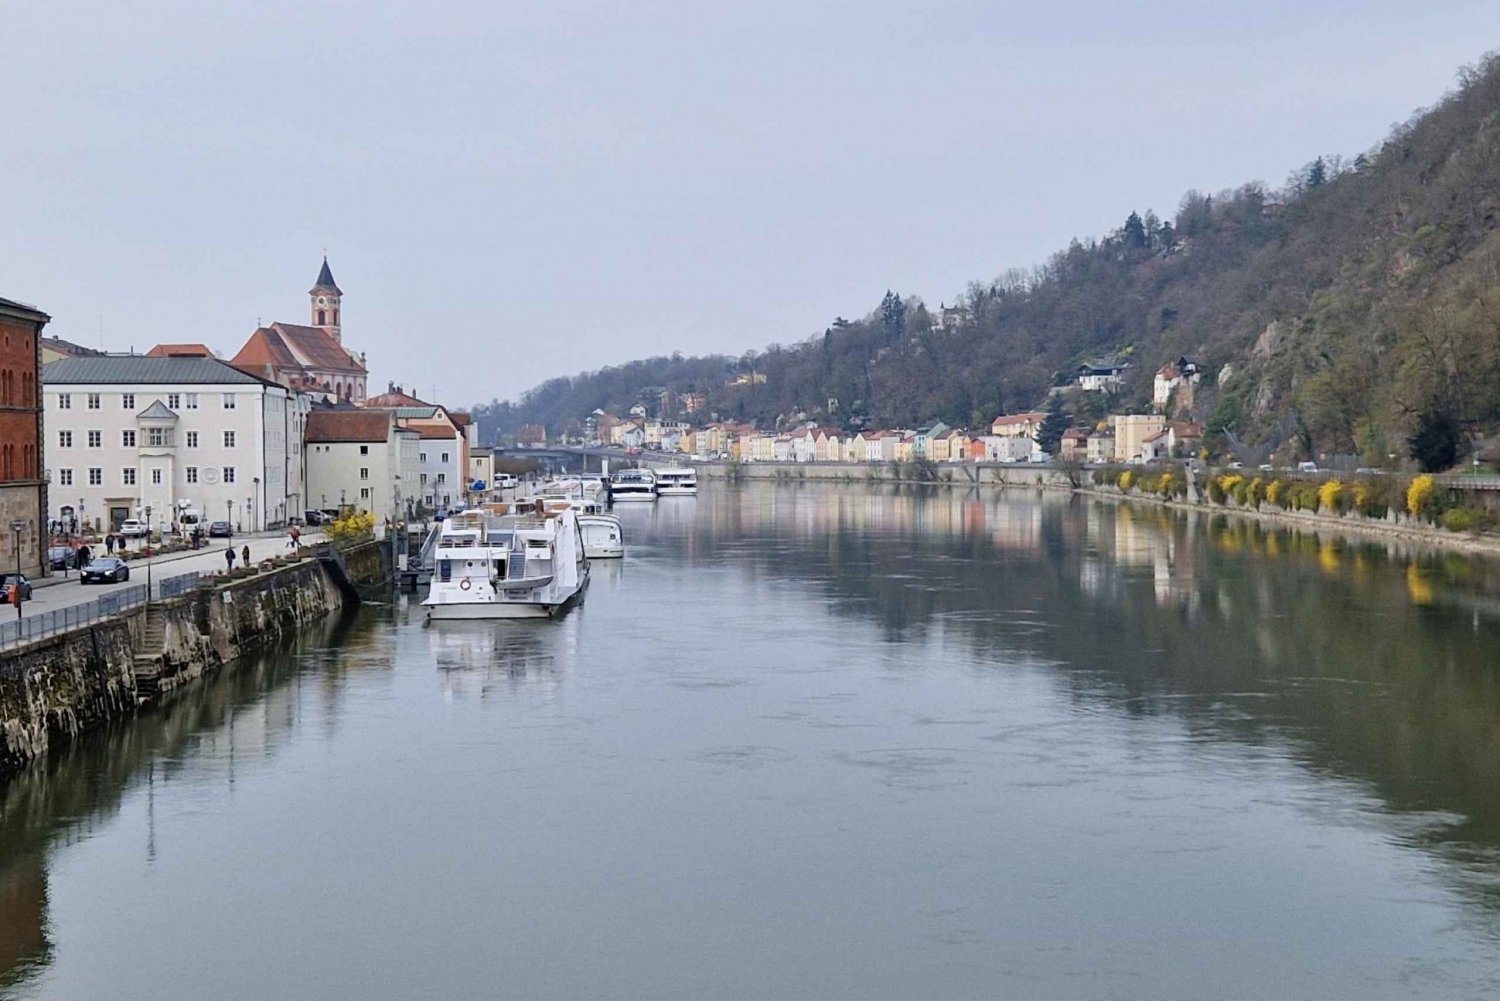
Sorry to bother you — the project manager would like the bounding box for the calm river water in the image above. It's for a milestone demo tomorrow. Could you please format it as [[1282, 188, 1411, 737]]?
[[4, 482, 1500, 999]]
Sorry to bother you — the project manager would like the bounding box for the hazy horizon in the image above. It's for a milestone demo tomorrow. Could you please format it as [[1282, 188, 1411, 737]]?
[[5, 2, 1497, 407]]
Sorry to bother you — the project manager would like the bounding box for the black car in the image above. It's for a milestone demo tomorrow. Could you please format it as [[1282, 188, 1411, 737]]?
[[208, 521, 234, 538], [46, 545, 78, 570], [0, 573, 33, 601], [80, 558, 130, 584], [303, 510, 325, 526]]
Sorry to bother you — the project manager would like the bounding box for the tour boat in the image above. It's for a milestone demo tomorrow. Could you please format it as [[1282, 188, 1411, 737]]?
[[578, 514, 625, 559], [655, 467, 698, 496], [609, 468, 658, 502], [422, 504, 589, 620]]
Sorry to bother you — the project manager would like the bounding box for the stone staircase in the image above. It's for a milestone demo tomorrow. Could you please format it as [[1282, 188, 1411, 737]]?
[[132, 605, 166, 701]]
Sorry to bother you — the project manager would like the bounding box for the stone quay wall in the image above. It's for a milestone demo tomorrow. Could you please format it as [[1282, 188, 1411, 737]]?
[[0, 541, 390, 777]]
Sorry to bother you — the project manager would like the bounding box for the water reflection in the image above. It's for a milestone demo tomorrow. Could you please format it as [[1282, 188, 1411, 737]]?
[[5, 483, 1500, 997]]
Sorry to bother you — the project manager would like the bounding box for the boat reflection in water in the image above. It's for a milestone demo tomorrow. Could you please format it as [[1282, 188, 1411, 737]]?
[[427, 620, 572, 701]]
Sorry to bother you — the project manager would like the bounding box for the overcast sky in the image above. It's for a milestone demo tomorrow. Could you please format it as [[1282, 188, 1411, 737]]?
[[5, 2, 1497, 407]]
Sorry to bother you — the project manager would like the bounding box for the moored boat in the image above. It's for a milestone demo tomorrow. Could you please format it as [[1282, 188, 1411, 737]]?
[[422, 504, 589, 619], [610, 468, 657, 501], [578, 514, 624, 559], [655, 466, 698, 496]]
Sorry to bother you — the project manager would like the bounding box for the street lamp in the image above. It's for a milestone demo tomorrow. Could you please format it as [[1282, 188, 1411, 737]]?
[[252, 476, 260, 531], [226, 499, 234, 533], [243, 498, 250, 534], [9, 518, 26, 622], [144, 504, 153, 602]]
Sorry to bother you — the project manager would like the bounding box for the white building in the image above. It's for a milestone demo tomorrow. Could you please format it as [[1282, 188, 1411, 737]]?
[[304, 408, 420, 521], [42, 355, 305, 533], [1077, 361, 1129, 393]]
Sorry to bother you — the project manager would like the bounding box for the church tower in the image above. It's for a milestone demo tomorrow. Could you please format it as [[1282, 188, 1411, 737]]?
[[309, 256, 343, 343]]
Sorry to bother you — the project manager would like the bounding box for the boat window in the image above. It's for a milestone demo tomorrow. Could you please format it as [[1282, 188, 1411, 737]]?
[[439, 560, 451, 581]]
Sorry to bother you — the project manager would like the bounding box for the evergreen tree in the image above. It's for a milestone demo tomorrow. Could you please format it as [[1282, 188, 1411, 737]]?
[[1409, 407, 1462, 472], [880, 290, 905, 340], [1037, 395, 1071, 455], [1123, 211, 1148, 248], [1308, 156, 1328, 188]]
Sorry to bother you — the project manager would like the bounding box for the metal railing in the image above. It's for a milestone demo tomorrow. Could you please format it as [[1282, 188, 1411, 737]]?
[[0, 584, 150, 651], [156, 570, 207, 599]]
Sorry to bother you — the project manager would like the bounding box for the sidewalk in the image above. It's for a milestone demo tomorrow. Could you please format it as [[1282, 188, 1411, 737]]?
[[20, 531, 326, 614]]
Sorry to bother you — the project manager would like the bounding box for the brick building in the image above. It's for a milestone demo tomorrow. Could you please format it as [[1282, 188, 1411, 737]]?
[[1, 295, 51, 577]]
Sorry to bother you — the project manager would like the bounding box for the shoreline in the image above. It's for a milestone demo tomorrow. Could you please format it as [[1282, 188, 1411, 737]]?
[[1075, 485, 1500, 558]]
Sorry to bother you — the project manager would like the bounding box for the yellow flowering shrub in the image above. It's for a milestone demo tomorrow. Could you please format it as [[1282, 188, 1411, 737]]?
[[1318, 479, 1344, 513], [1407, 474, 1436, 518], [1118, 470, 1134, 492], [326, 510, 376, 544]]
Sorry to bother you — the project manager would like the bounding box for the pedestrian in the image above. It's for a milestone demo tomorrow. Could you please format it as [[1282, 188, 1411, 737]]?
[[103, 534, 113, 556], [77, 544, 90, 567], [241, 544, 251, 567], [289, 525, 300, 549], [225, 545, 236, 572]]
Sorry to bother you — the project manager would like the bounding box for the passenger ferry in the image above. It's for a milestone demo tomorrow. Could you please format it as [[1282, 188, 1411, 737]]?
[[578, 514, 624, 559], [609, 468, 657, 502], [422, 503, 589, 619], [655, 467, 698, 496]]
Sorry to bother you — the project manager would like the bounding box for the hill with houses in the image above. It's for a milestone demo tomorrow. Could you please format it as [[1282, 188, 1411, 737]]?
[[477, 53, 1500, 472]]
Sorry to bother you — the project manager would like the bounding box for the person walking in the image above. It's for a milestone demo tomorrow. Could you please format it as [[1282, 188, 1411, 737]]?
[[225, 545, 236, 572], [241, 544, 251, 567], [288, 525, 300, 549]]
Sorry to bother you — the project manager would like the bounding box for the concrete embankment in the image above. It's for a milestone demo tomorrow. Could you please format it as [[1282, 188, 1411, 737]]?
[[0, 541, 389, 777]]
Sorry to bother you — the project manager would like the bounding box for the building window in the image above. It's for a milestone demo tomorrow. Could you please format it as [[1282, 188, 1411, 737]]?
[[87, 393, 100, 409], [420, 473, 427, 484], [359, 445, 369, 455], [168, 393, 181, 409], [123, 468, 136, 486], [223, 431, 236, 448], [222, 394, 236, 409], [437, 472, 446, 483], [122, 393, 135, 409], [186, 467, 198, 484], [223, 466, 236, 484], [151, 469, 162, 485], [147, 428, 173, 447], [360, 468, 369, 480], [87, 430, 101, 448], [58, 469, 73, 486], [419, 453, 427, 463], [88, 468, 102, 486], [360, 487, 370, 499], [57, 393, 70, 409], [441, 452, 449, 463], [186, 431, 198, 448], [122, 430, 136, 448], [59, 430, 72, 448], [185, 393, 198, 409]]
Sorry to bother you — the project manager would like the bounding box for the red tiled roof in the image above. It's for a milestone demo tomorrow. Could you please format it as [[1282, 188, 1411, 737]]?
[[231, 327, 298, 369], [271, 323, 364, 373], [450, 412, 471, 427], [147, 343, 215, 358], [417, 424, 458, 439], [991, 412, 1047, 426], [366, 390, 428, 407], [1171, 422, 1205, 438], [306, 409, 391, 443]]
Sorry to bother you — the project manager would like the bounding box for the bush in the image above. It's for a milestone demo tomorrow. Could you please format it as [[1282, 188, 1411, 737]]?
[[1118, 470, 1134, 493], [1266, 479, 1286, 508], [1408, 474, 1437, 518], [1441, 507, 1495, 533], [326, 510, 377, 545], [1245, 477, 1265, 508], [1318, 480, 1346, 514], [1157, 472, 1175, 497]]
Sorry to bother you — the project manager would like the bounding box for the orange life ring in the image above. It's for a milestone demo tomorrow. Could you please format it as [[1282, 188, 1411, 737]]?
[[459, 577, 472, 590]]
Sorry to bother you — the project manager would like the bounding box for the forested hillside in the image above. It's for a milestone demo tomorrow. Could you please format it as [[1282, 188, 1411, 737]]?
[[476, 53, 1500, 469]]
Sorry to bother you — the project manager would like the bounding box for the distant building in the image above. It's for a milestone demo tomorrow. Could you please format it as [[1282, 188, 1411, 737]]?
[[1152, 357, 1203, 410], [1, 294, 50, 577], [39, 335, 102, 365], [230, 258, 368, 403], [1086, 429, 1115, 464], [146, 343, 215, 359], [304, 408, 419, 519], [1077, 360, 1129, 393], [518, 424, 546, 447], [1114, 414, 1167, 463], [1060, 428, 1089, 461]]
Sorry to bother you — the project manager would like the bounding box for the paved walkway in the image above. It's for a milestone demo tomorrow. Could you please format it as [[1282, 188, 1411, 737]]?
[[19, 531, 326, 617]]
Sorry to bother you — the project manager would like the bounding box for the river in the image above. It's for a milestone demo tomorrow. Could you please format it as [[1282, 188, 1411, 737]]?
[[3, 482, 1500, 999]]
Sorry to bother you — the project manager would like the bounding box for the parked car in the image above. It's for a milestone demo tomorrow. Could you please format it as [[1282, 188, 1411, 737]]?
[[1297, 461, 1319, 473], [0, 573, 33, 601], [80, 557, 130, 584], [208, 520, 234, 538], [46, 545, 78, 570], [119, 518, 147, 538], [303, 509, 325, 525]]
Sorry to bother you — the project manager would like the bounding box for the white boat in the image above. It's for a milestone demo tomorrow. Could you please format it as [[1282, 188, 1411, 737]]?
[[655, 466, 698, 496], [610, 468, 657, 501], [578, 514, 624, 559], [422, 504, 589, 619]]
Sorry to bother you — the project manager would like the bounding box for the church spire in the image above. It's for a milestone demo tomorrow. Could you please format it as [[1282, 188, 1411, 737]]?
[[309, 256, 343, 342], [312, 256, 340, 294]]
